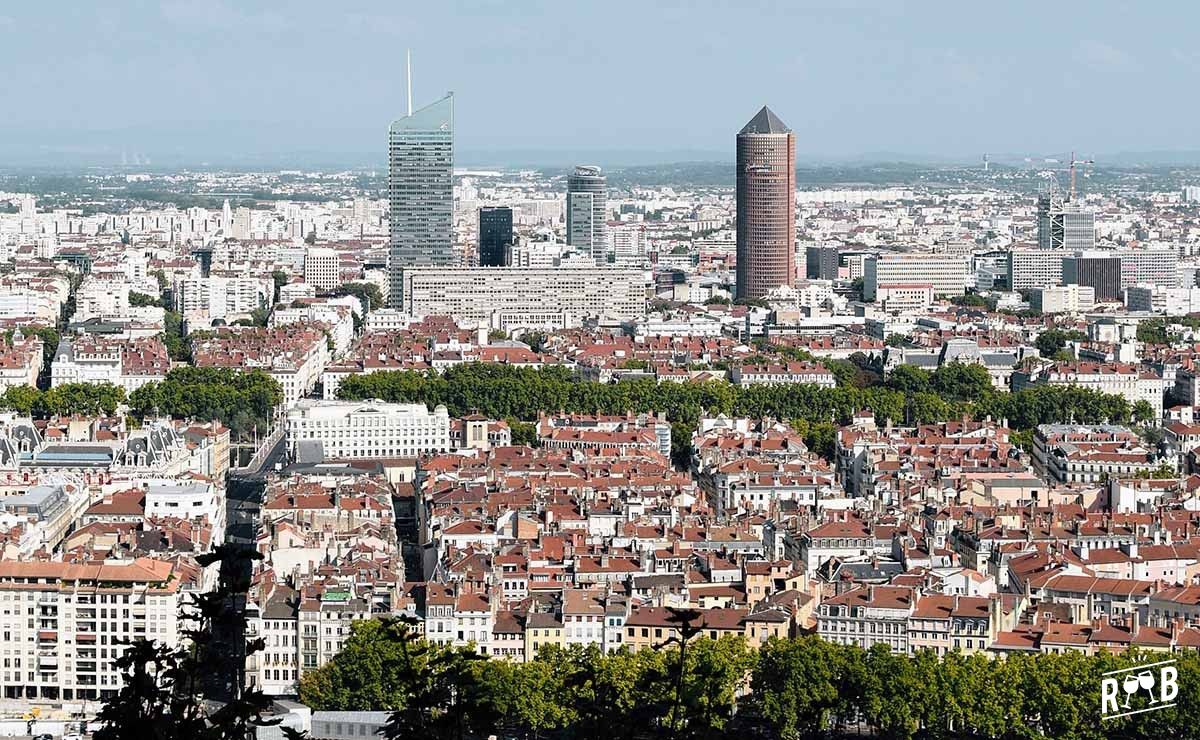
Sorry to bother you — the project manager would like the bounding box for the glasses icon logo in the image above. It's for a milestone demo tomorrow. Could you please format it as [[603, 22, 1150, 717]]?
[[1102, 660, 1178, 720]]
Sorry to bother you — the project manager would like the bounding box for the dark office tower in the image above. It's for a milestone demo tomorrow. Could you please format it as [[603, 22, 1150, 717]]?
[[566, 166, 608, 262], [806, 245, 840, 280], [388, 92, 454, 307], [478, 206, 513, 267], [736, 106, 796, 299], [1063, 252, 1122, 301]]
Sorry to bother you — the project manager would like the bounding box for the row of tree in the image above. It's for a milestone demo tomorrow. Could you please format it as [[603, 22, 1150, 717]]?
[[336, 363, 1139, 463], [297, 616, 1199, 740], [0, 368, 282, 438], [0, 382, 126, 418], [126, 367, 283, 438]]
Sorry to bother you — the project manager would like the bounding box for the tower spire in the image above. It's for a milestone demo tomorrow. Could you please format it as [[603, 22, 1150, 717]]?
[[406, 49, 413, 117]]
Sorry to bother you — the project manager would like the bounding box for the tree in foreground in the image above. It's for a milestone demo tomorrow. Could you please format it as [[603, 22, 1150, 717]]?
[[94, 545, 276, 740]]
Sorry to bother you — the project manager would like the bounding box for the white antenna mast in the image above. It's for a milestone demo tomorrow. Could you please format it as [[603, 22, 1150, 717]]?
[[406, 49, 413, 116]]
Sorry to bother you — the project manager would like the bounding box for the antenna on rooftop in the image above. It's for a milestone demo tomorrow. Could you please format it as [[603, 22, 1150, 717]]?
[[406, 49, 413, 117]]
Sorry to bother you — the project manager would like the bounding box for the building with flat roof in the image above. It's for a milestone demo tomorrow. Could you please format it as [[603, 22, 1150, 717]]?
[[863, 253, 969, 301], [285, 399, 450, 461], [398, 266, 648, 330], [478, 206, 513, 267], [1008, 248, 1066, 291], [1063, 252, 1122, 301], [1030, 284, 1095, 314]]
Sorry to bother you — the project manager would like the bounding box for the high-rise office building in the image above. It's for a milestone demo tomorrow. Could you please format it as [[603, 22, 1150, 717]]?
[[736, 106, 795, 299], [806, 245, 840, 280], [1063, 252, 1122, 301], [1037, 193, 1095, 251], [388, 93, 454, 307], [566, 166, 608, 262], [478, 206, 513, 267]]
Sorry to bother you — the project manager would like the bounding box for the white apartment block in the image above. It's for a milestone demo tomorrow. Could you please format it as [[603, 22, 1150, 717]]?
[[1031, 284, 1095, 314], [863, 253, 969, 301], [176, 276, 272, 322], [51, 340, 120, 387], [609, 224, 646, 265], [73, 279, 130, 322], [362, 309, 422, 333], [399, 266, 648, 330], [1119, 248, 1178, 289], [0, 559, 183, 702], [285, 399, 451, 460], [0, 289, 59, 324], [303, 247, 340, 291], [1125, 285, 1200, 315], [1007, 249, 1065, 291], [1032, 362, 1162, 418], [142, 480, 224, 530]]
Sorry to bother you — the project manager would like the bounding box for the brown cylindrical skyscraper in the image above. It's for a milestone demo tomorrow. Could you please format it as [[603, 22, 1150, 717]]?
[[736, 106, 795, 300]]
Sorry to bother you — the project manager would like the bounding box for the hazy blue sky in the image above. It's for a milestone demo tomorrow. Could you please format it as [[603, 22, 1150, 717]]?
[[2, 1, 1198, 164]]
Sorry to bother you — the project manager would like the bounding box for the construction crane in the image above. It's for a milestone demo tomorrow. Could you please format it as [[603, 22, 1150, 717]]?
[[1069, 151, 1094, 201]]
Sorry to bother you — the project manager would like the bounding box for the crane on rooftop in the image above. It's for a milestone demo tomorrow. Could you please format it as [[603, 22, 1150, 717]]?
[[1069, 151, 1095, 201]]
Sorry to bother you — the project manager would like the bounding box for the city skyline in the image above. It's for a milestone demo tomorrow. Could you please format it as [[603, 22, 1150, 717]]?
[[3, 2, 1200, 166]]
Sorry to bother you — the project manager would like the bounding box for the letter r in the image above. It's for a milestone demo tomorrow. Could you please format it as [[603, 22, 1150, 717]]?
[[1102, 677, 1120, 715]]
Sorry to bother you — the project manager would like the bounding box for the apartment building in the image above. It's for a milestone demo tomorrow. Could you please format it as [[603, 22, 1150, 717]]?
[[0, 330, 43, 391], [0, 558, 184, 702], [398, 266, 649, 330], [816, 585, 915, 653], [191, 326, 330, 407], [1032, 424, 1163, 484], [51, 336, 170, 393], [1021, 362, 1163, 419], [176, 276, 272, 323], [1007, 248, 1065, 291], [1125, 285, 1200, 314], [303, 247, 341, 291], [1031, 284, 1095, 314]]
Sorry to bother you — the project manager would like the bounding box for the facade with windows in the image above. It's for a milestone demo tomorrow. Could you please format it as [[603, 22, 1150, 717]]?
[[0, 559, 182, 701], [388, 94, 454, 306], [566, 166, 608, 263], [285, 399, 450, 460]]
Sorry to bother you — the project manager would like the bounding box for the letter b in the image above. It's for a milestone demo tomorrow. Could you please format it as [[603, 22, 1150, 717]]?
[[1161, 666, 1179, 704]]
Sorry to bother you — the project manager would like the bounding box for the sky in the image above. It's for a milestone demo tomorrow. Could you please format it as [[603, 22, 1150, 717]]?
[[2, 1, 1199, 166]]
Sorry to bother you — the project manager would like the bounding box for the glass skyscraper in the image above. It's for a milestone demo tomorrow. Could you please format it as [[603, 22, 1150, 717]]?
[[478, 206, 513, 267], [388, 93, 454, 307], [566, 166, 608, 263]]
